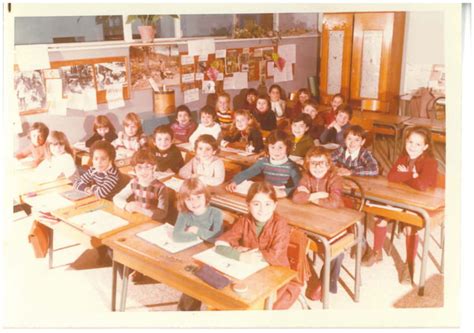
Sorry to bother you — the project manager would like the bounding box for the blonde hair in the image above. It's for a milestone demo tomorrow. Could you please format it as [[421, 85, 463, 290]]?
[[177, 178, 211, 213], [227, 109, 260, 137], [122, 112, 143, 136], [47, 131, 74, 158]]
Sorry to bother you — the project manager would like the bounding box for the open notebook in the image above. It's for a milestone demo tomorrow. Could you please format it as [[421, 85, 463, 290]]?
[[136, 223, 203, 253], [163, 177, 184, 192], [23, 192, 75, 213], [67, 209, 128, 237]]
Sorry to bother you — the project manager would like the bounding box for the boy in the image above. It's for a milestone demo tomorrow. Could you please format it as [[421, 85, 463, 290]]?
[[188, 107, 222, 148], [290, 113, 314, 159], [152, 125, 184, 173], [170, 105, 197, 143], [320, 104, 352, 146]]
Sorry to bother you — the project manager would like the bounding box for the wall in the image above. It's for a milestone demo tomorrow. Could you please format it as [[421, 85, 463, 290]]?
[[15, 36, 318, 150]]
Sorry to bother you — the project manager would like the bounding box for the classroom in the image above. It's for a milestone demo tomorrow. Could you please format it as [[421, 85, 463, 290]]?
[[5, 2, 460, 328]]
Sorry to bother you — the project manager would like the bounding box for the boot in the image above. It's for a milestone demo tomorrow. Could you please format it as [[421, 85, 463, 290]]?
[[361, 248, 383, 267], [400, 262, 412, 285], [406, 233, 419, 267], [322, 253, 344, 294]]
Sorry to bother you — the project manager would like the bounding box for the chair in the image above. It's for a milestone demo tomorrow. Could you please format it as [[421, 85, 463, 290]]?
[[427, 96, 446, 120], [287, 228, 311, 309]]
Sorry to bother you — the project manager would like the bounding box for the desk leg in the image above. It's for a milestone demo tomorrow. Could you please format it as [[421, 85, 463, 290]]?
[[418, 212, 432, 296], [264, 291, 276, 310], [354, 220, 362, 302], [310, 234, 331, 310], [48, 227, 54, 269], [120, 266, 130, 311], [111, 260, 118, 311]]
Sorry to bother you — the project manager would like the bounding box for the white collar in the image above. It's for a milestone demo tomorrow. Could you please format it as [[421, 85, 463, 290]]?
[[345, 147, 361, 161], [270, 156, 289, 165]]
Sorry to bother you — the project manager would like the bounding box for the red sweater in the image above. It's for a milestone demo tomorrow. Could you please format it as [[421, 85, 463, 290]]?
[[388, 153, 438, 191], [292, 170, 344, 208]]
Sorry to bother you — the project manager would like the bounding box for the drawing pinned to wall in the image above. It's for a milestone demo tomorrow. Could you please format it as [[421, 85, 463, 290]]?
[[225, 48, 241, 75], [180, 54, 196, 91], [130, 45, 180, 90], [94, 62, 127, 91], [196, 58, 209, 81], [61, 64, 97, 111], [14, 69, 47, 114], [239, 52, 250, 72], [207, 58, 225, 81]]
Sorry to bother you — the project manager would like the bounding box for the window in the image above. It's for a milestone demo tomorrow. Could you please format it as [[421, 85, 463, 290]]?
[[131, 15, 176, 39], [234, 14, 274, 38], [180, 14, 233, 37], [14, 16, 124, 45], [279, 13, 319, 36]]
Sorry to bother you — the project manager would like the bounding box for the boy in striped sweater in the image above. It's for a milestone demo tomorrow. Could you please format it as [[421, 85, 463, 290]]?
[[226, 130, 301, 198]]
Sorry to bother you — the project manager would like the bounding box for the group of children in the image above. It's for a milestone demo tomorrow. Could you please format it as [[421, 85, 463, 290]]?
[[15, 86, 441, 310]]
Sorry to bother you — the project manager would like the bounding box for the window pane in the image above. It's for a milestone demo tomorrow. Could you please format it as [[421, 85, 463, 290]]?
[[131, 15, 175, 39], [234, 14, 274, 38], [279, 13, 318, 36], [181, 14, 233, 37], [14, 16, 124, 45]]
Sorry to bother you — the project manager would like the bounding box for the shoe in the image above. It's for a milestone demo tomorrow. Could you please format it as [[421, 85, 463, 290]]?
[[400, 263, 412, 285], [305, 278, 322, 301], [361, 249, 383, 267], [130, 270, 144, 283]]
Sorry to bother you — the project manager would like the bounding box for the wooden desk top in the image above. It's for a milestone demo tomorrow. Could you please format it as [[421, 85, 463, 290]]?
[[103, 222, 296, 310], [352, 111, 411, 126], [15, 169, 72, 202], [351, 176, 445, 211], [209, 185, 364, 239], [403, 117, 446, 133]]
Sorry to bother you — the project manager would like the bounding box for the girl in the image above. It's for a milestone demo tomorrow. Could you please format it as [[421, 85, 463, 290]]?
[[85, 115, 118, 147], [179, 134, 225, 186], [252, 94, 277, 131], [363, 126, 438, 285], [34, 131, 77, 183], [323, 94, 344, 127], [320, 104, 352, 146], [152, 125, 184, 173], [173, 178, 223, 311], [269, 84, 286, 119], [170, 104, 198, 143], [215, 92, 233, 130], [112, 112, 147, 154], [73, 140, 120, 200], [188, 107, 222, 148], [227, 130, 301, 198], [243, 88, 258, 112], [288, 88, 311, 120], [215, 181, 301, 310], [15, 122, 49, 167], [221, 109, 264, 154], [302, 101, 325, 141]]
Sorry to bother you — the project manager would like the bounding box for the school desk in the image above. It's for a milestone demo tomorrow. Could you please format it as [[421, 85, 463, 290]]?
[[207, 184, 365, 309], [15, 169, 72, 203], [349, 175, 445, 296], [103, 222, 297, 311]]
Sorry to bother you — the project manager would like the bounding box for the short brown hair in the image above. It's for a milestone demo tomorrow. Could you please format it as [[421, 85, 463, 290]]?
[[176, 104, 192, 117], [131, 148, 156, 167], [292, 113, 312, 129], [246, 181, 277, 203], [265, 130, 293, 156], [344, 125, 367, 140], [303, 100, 319, 112], [200, 107, 217, 120], [153, 124, 174, 140], [93, 115, 115, 134], [403, 126, 434, 157], [332, 93, 345, 103], [194, 134, 219, 153], [31, 122, 49, 145], [256, 94, 271, 109], [123, 112, 143, 135], [90, 140, 116, 165], [177, 178, 211, 213], [303, 146, 334, 172], [336, 103, 353, 119]]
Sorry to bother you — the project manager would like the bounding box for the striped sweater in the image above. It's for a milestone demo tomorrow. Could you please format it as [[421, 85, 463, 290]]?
[[74, 166, 120, 199], [170, 121, 198, 143], [232, 157, 301, 195]]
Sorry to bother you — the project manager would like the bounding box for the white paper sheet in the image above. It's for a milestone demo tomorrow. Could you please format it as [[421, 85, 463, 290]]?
[[163, 177, 185, 192], [148, 78, 160, 92], [106, 83, 124, 110], [187, 39, 215, 57], [46, 79, 63, 101], [137, 223, 203, 253], [273, 62, 293, 83], [215, 49, 226, 58], [48, 99, 68, 116], [15, 46, 50, 71], [198, 54, 208, 62], [181, 73, 195, 83], [233, 180, 254, 196], [267, 62, 275, 77], [23, 192, 74, 213], [223, 77, 235, 90], [193, 247, 269, 280], [195, 73, 204, 81], [217, 73, 224, 81], [181, 55, 195, 65], [184, 88, 199, 104], [67, 209, 129, 236], [233, 72, 248, 89], [278, 44, 296, 64], [202, 80, 215, 94]]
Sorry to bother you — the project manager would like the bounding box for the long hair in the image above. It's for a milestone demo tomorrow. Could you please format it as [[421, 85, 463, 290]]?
[[402, 126, 435, 158], [177, 178, 211, 213], [123, 112, 143, 136], [47, 130, 74, 158], [93, 115, 116, 134]]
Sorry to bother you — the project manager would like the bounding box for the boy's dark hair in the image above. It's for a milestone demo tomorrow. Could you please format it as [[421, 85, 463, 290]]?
[[269, 84, 284, 98], [90, 140, 116, 164], [176, 104, 192, 117], [31, 122, 49, 145], [200, 105, 217, 120], [292, 113, 313, 129], [265, 130, 294, 156], [256, 94, 271, 107], [343, 125, 367, 140], [195, 134, 219, 153], [246, 88, 258, 97], [153, 124, 174, 140], [131, 148, 157, 167], [336, 103, 353, 119]]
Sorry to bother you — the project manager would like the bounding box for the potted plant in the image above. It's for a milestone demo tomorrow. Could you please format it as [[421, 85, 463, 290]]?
[[126, 15, 179, 43]]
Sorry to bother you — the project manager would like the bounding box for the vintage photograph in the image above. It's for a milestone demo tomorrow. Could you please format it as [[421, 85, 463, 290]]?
[[94, 61, 128, 91], [14, 69, 47, 113], [61, 64, 97, 110]]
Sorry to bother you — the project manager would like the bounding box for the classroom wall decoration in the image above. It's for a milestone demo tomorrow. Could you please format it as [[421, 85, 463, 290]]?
[[61, 64, 97, 111], [225, 48, 241, 75], [14, 68, 47, 115], [130, 45, 180, 90], [94, 61, 128, 91]]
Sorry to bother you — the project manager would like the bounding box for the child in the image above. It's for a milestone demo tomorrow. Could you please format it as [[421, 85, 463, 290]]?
[[215, 181, 301, 309], [364, 126, 438, 284], [288, 88, 311, 120], [73, 140, 120, 200], [302, 101, 325, 140], [15, 122, 49, 167], [323, 93, 344, 126], [290, 114, 314, 159], [85, 115, 118, 147], [215, 92, 233, 130], [179, 134, 225, 186], [35, 131, 77, 183], [269, 84, 286, 119], [320, 104, 352, 146], [221, 109, 264, 153], [112, 112, 147, 154], [170, 104, 198, 143], [331, 125, 379, 176], [243, 88, 258, 111], [188, 107, 222, 148], [113, 149, 169, 222], [252, 94, 277, 131], [227, 130, 301, 198], [173, 178, 223, 311], [152, 125, 184, 173]]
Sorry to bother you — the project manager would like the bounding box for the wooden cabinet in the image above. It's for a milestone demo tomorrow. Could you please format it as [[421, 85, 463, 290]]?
[[320, 12, 406, 114]]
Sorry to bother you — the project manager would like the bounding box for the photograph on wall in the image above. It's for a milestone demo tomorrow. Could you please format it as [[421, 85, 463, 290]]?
[[130, 44, 180, 90], [207, 58, 225, 81], [14, 69, 47, 113], [225, 48, 241, 75], [60, 64, 98, 111], [247, 54, 262, 82], [94, 61, 127, 91]]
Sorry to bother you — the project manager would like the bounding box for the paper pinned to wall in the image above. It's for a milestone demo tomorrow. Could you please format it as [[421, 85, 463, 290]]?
[[223, 76, 235, 90], [198, 54, 208, 62], [267, 61, 275, 77], [48, 99, 68, 116], [202, 80, 215, 94], [15, 46, 50, 71], [106, 83, 125, 110], [184, 88, 199, 104], [195, 73, 204, 81], [46, 79, 63, 102], [187, 39, 215, 57], [278, 44, 296, 64], [273, 63, 293, 83], [215, 49, 226, 58], [181, 55, 195, 66], [233, 72, 248, 89], [217, 73, 224, 81], [181, 73, 195, 83]]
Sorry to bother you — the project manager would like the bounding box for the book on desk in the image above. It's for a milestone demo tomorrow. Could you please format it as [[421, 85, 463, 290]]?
[[136, 223, 203, 253], [66, 209, 129, 237]]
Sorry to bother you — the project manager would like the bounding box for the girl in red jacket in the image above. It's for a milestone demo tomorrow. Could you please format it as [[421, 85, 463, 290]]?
[[363, 126, 438, 284]]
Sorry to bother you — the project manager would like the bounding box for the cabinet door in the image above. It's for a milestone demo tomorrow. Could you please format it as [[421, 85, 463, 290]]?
[[320, 13, 354, 105]]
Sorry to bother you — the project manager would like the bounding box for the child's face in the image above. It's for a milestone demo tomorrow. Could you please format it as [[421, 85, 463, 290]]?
[[92, 149, 112, 172], [48, 139, 65, 156], [335, 111, 350, 127], [291, 121, 309, 138], [256, 99, 269, 113], [406, 132, 428, 159], [97, 126, 110, 138], [270, 88, 281, 102], [217, 96, 229, 113], [185, 193, 207, 215], [201, 113, 214, 127], [177, 111, 190, 126], [249, 192, 276, 223], [268, 141, 287, 161], [246, 93, 257, 105], [135, 163, 156, 183], [30, 129, 42, 146], [345, 133, 365, 153], [299, 92, 310, 104], [124, 122, 138, 137], [303, 105, 317, 119], [235, 114, 250, 131], [309, 156, 330, 179], [196, 142, 215, 161], [331, 96, 343, 111], [155, 133, 172, 151]]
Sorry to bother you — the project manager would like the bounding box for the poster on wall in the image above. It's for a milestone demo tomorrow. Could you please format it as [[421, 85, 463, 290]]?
[[94, 62, 127, 91], [61, 64, 98, 111], [180, 54, 196, 91], [225, 49, 241, 75], [14, 69, 47, 114], [130, 45, 180, 90]]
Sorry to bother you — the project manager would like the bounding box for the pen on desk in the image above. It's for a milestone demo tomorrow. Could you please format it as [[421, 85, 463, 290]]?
[[75, 199, 101, 209]]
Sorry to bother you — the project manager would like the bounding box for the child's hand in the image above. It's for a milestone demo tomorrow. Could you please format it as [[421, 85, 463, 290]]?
[[412, 166, 419, 179], [246, 144, 255, 153], [337, 167, 352, 176], [84, 187, 93, 195], [220, 140, 229, 148], [274, 186, 287, 198], [226, 182, 237, 192], [186, 226, 199, 234], [297, 185, 310, 193], [334, 123, 342, 132], [240, 249, 263, 264], [397, 165, 409, 172], [310, 192, 329, 200], [125, 201, 140, 213]]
